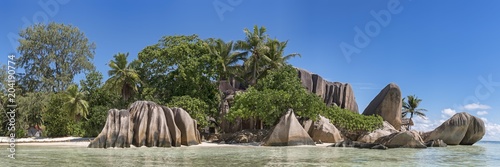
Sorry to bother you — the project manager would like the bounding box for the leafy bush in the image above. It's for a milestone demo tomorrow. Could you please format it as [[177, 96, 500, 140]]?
[[322, 106, 383, 133], [229, 65, 326, 126], [15, 128, 27, 138], [81, 105, 108, 137], [167, 96, 210, 127], [43, 94, 73, 137], [68, 121, 85, 136]]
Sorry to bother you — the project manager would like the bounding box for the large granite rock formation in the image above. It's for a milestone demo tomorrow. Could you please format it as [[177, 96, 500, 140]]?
[[263, 110, 315, 146], [173, 107, 202, 146], [88, 109, 130, 148], [357, 121, 398, 143], [297, 68, 359, 113], [161, 106, 182, 147], [375, 131, 427, 148], [423, 112, 485, 145], [88, 101, 201, 148], [362, 83, 402, 130], [129, 101, 172, 147], [307, 116, 343, 143]]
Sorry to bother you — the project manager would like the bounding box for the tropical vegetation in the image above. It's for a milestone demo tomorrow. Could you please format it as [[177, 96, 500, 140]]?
[[402, 95, 428, 130], [0, 22, 383, 138]]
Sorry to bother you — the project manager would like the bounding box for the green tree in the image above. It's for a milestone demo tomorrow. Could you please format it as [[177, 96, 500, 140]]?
[[104, 53, 141, 102], [206, 38, 246, 82], [16, 22, 95, 92], [137, 35, 220, 118], [82, 105, 108, 137], [44, 94, 73, 137], [229, 65, 325, 127], [62, 85, 89, 121], [235, 25, 271, 85], [0, 92, 10, 136], [0, 64, 7, 93], [402, 95, 427, 130], [16, 93, 48, 128], [264, 39, 300, 70], [79, 71, 115, 136]]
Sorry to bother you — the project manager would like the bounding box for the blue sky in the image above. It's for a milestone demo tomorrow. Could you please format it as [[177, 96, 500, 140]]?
[[2, 0, 500, 140]]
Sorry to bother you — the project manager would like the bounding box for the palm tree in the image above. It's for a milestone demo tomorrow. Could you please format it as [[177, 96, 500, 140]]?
[[206, 39, 247, 82], [105, 53, 141, 101], [402, 95, 427, 130], [62, 85, 89, 121], [263, 39, 301, 70], [235, 25, 270, 85]]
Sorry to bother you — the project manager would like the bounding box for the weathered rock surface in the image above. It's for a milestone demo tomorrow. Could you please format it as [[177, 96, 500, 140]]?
[[425, 139, 447, 147], [357, 121, 398, 143], [89, 101, 201, 148], [362, 83, 402, 130], [173, 107, 201, 146], [330, 139, 362, 147], [310, 116, 343, 143], [330, 139, 383, 149], [162, 106, 181, 147], [297, 68, 359, 113], [375, 131, 427, 148], [263, 110, 315, 146], [88, 109, 130, 148], [423, 112, 485, 145], [129, 101, 172, 147]]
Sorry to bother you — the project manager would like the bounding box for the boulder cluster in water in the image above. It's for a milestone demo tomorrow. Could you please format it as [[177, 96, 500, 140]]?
[[90, 68, 486, 149], [262, 69, 485, 148], [88, 101, 201, 148]]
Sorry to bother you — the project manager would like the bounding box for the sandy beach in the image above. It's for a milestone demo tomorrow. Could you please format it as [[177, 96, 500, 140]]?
[[0, 137, 92, 147], [0, 137, 333, 148]]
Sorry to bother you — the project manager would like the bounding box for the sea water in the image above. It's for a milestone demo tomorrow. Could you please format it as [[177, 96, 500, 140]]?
[[3, 141, 500, 167]]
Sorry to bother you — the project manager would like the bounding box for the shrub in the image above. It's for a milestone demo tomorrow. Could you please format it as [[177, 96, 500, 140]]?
[[43, 94, 73, 137], [322, 106, 383, 133], [229, 65, 326, 126], [82, 105, 108, 137]]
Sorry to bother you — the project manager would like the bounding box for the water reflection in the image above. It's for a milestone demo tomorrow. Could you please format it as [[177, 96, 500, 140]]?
[[5, 142, 498, 167]]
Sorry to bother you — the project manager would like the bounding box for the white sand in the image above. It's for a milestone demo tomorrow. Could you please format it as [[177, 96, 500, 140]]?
[[0, 136, 334, 148], [0, 137, 92, 147], [0, 142, 91, 147]]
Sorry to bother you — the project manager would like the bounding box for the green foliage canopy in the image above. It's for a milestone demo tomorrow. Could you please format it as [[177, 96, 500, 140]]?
[[16, 22, 95, 92], [229, 65, 325, 126], [137, 35, 220, 117]]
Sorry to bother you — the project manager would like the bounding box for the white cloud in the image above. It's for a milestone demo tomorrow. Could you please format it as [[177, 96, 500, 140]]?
[[441, 108, 456, 118], [482, 121, 500, 141], [477, 111, 489, 116], [411, 116, 437, 132], [463, 103, 491, 111]]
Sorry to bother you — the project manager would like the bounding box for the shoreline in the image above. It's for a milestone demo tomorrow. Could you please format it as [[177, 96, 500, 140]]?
[[0, 137, 334, 147], [0, 137, 494, 148]]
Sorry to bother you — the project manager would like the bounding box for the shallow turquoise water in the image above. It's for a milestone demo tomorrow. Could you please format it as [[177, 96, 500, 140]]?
[[2, 141, 499, 167]]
